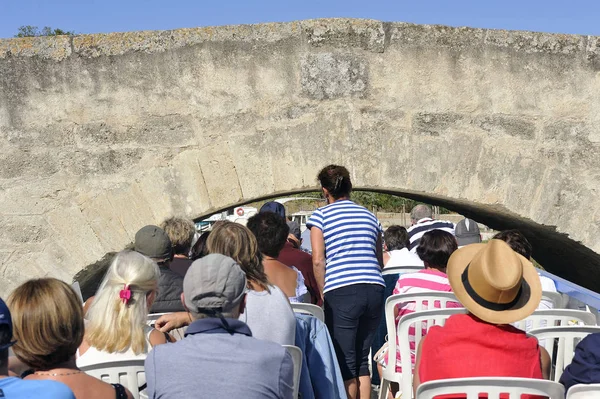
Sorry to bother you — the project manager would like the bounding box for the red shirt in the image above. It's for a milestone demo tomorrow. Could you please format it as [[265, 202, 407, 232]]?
[[419, 313, 543, 399], [278, 242, 322, 306]]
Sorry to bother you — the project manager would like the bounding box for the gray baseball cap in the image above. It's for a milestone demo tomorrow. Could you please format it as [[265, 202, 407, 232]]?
[[183, 254, 247, 314], [455, 218, 482, 246], [134, 225, 173, 261]]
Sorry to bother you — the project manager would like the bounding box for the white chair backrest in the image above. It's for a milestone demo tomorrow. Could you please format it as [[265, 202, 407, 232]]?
[[567, 383, 600, 399], [81, 358, 146, 399], [542, 291, 566, 309], [381, 293, 462, 393], [514, 309, 597, 331], [283, 345, 302, 399], [416, 377, 565, 399], [290, 303, 324, 323], [396, 307, 468, 398], [382, 265, 423, 276], [528, 325, 600, 382]]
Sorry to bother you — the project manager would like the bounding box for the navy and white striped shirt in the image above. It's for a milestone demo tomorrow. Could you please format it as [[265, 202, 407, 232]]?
[[407, 218, 455, 252], [307, 200, 385, 293]]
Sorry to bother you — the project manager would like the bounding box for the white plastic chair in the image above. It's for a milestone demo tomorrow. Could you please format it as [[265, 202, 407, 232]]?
[[416, 377, 565, 399], [528, 325, 600, 382], [567, 383, 600, 398], [283, 345, 302, 399], [382, 266, 423, 276], [514, 309, 597, 332], [290, 303, 324, 323], [542, 291, 566, 309], [378, 293, 464, 399], [81, 358, 146, 399], [395, 308, 468, 399]]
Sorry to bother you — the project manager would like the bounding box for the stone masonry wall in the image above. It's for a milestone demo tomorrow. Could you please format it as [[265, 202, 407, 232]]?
[[1, 19, 600, 294]]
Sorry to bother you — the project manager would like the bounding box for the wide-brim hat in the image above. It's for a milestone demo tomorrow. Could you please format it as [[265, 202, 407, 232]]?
[[447, 239, 541, 325]]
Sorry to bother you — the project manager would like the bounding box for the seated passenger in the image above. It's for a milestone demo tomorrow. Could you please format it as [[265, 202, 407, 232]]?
[[560, 332, 600, 392], [247, 211, 308, 303], [279, 221, 322, 306], [382, 225, 424, 269], [9, 278, 134, 399], [78, 251, 172, 368], [0, 297, 76, 399], [160, 217, 196, 277], [153, 221, 297, 345], [413, 240, 551, 396], [407, 204, 455, 253], [134, 225, 186, 313], [493, 229, 558, 311], [454, 218, 482, 247], [145, 254, 294, 399], [376, 230, 460, 397], [190, 231, 210, 260]]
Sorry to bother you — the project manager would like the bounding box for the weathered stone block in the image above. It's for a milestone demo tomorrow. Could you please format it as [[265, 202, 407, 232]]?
[[0, 216, 48, 244], [412, 112, 467, 136], [302, 19, 385, 53], [80, 192, 132, 252], [75, 115, 196, 147], [168, 149, 212, 217], [0, 36, 72, 61], [58, 148, 144, 176], [301, 53, 368, 100], [388, 23, 486, 49], [0, 149, 59, 179], [475, 114, 536, 140], [542, 120, 589, 144], [485, 29, 585, 55], [46, 206, 106, 266]]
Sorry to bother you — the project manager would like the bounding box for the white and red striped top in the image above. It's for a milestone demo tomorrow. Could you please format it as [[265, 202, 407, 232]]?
[[387, 269, 461, 372]]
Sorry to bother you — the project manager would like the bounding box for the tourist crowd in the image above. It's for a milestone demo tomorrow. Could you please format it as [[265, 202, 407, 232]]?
[[1, 164, 599, 399]]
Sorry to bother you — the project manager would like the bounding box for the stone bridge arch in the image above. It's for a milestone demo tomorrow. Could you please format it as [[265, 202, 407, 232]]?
[[1, 18, 600, 295]]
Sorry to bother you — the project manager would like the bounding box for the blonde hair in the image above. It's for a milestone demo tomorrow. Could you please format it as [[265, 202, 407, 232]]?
[[86, 250, 160, 355], [8, 278, 84, 370], [161, 217, 196, 255], [207, 221, 270, 292]]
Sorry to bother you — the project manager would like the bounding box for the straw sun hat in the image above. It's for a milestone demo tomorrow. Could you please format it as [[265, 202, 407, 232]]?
[[447, 239, 542, 324]]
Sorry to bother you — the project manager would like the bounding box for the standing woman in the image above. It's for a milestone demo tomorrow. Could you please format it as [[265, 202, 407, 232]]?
[[308, 164, 385, 399]]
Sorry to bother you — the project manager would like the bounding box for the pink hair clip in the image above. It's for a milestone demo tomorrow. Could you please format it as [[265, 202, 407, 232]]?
[[119, 284, 132, 304]]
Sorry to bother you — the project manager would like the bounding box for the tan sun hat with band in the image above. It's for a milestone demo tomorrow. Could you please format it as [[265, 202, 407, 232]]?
[[447, 239, 542, 324]]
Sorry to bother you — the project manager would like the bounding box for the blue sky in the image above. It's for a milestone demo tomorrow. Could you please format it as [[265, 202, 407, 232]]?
[[1, 0, 599, 39]]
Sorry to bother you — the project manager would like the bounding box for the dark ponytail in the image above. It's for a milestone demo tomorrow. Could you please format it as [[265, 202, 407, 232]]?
[[317, 165, 352, 199]]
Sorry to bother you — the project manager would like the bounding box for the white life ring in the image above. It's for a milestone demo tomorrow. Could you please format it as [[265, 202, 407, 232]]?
[[236, 208, 245, 217]]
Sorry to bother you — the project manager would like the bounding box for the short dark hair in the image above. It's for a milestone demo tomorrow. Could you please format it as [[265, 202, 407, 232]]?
[[247, 212, 290, 258], [416, 229, 458, 269], [0, 324, 10, 369], [493, 230, 532, 260], [384, 225, 410, 251], [317, 165, 352, 200], [191, 231, 211, 260]]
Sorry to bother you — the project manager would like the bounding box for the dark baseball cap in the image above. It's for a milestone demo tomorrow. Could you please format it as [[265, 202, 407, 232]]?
[[259, 201, 286, 219], [0, 298, 16, 351], [134, 225, 173, 261]]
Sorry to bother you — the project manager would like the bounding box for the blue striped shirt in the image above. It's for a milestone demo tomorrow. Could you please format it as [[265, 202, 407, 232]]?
[[307, 200, 385, 293]]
